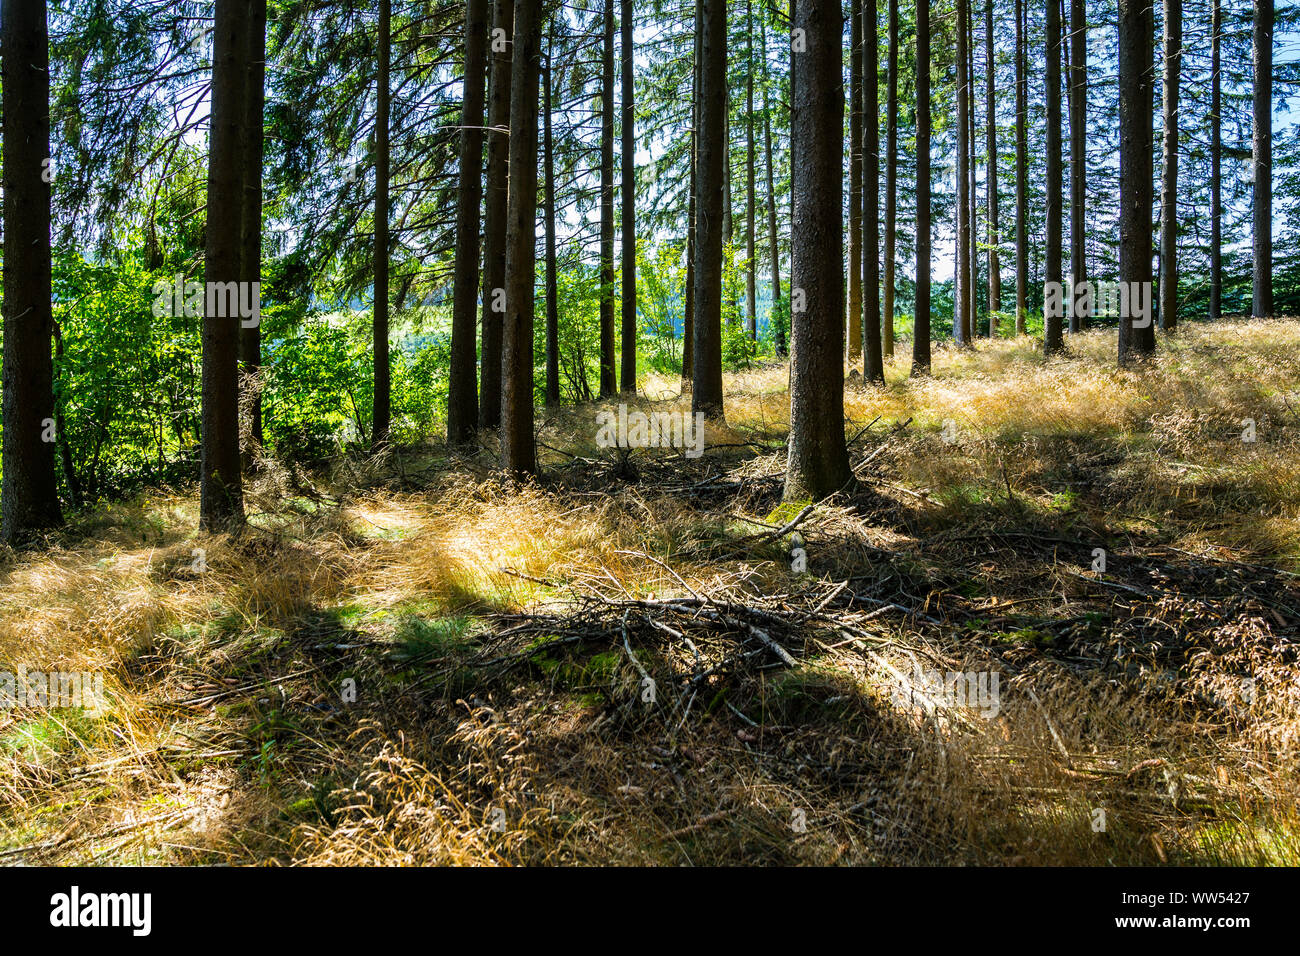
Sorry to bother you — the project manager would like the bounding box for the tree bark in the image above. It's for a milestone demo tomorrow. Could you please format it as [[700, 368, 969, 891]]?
[[1068, 0, 1086, 331], [481, 0, 515, 428], [543, 47, 561, 406], [863, 0, 883, 383], [599, 0, 617, 396], [1, 0, 64, 543], [1014, 0, 1027, 334], [985, 0, 1000, 332], [1209, 0, 1222, 320], [1252, 0, 1272, 318], [692, 0, 726, 419], [912, 0, 932, 374], [761, 15, 784, 354], [883, 0, 898, 356], [448, 0, 489, 441], [745, 0, 758, 341], [200, 0, 248, 530], [1043, 0, 1064, 354], [684, 5, 701, 385], [1158, 0, 1180, 332], [501, 0, 541, 476], [1117, 0, 1155, 363], [955, 0, 971, 349], [240, 0, 266, 452], [848, 0, 863, 362], [373, 0, 392, 448], [620, 0, 637, 390], [785, 0, 851, 500]]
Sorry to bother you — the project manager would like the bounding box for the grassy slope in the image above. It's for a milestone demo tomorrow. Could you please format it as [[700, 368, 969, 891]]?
[[2, 318, 1299, 865]]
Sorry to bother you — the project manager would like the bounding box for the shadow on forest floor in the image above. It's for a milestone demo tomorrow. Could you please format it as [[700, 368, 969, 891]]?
[[2, 320, 1300, 865]]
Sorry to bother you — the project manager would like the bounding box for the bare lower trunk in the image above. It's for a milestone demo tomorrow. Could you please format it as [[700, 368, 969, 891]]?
[[785, 0, 851, 500], [544, 48, 561, 406], [848, 0, 863, 361], [481, 0, 515, 428], [501, 0, 541, 476], [883, 0, 898, 356], [620, 0, 637, 390], [985, 0, 1000, 331], [448, 0, 489, 439], [1043, 0, 1064, 354], [599, 0, 616, 396], [1117, 0, 1155, 363], [1, 0, 64, 542], [1014, 0, 1027, 334], [955, 0, 971, 349], [1252, 0, 1273, 318], [200, 0, 247, 530], [912, 0, 932, 374], [1158, 0, 1180, 332], [373, 0, 391, 448], [691, 0, 726, 419], [240, 0, 266, 451], [863, 0, 883, 383], [1209, 0, 1222, 320], [1068, 0, 1086, 331]]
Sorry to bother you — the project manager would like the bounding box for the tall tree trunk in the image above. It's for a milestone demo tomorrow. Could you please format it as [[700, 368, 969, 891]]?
[[1, 0, 64, 543], [761, 15, 784, 354], [967, 0, 978, 341], [955, 0, 971, 348], [863, 0, 883, 382], [501, 0, 541, 476], [848, 0, 863, 362], [599, 0, 617, 396], [1209, 0, 1222, 320], [544, 48, 561, 406], [1158, 0, 1180, 332], [1043, 0, 1064, 353], [692, 0, 726, 419], [1252, 0, 1272, 318], [913, 0, 932, 374], [683, 7, 700, 385], [448, 0, 489, 441], [1068, 0, 1086, 331], [1117, 0, 1155, 363], [1014, 0, 1027, 334], [883, 0, 898, 356], [985, 0, 1000, 332], [745, 0, 758, 341], [199, 0, 248, 530], [240, 0, 266, 453], [786, 0, 851, 500], [620, 0, 637, 390], [481, 0, 515, 429], [373, 0, 391, 448]]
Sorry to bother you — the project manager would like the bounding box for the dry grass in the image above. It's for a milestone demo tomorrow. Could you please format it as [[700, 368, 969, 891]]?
[[2, 318, 1300, 865]]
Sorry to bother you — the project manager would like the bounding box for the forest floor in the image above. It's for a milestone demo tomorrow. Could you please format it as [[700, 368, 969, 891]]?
[[4, 318, 1300, 865]]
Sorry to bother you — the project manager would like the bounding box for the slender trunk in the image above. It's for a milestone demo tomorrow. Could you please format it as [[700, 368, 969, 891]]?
[[913, 0, 932, 374], [620, 0, 637, 390], [683, 2, 701, 384], [544, 47, 561, 406], [1, 0, 64, 542], [1158, 0, 1180, 332], [848, 0, 864, 361], [481, 0, 515, 429], [883, 0, 898, 356], [955, 0, 970, 348], [501, 0, 541, 476], [761, 16, 784, 353], [1068, 0, 1086, 331], [599, 0, 616, 395], [1043, 0, 1064, 353], [985, 0, 999, 331], [786, 0, 851, 499], [1014, 0, 1027, 333], [1209, 0, 1222, 320], [692, 0, 726, 419], [1252, 0, 1272, 318], [448, 0, 489, 441], [745, 0, 757, 341], [373, 0, 392, 448], [1117, 0, 1155, 363], [240, 0, 266, 452], [863, 0, 883, 382], [199, 0, 247, 530], [967, 0, 977, 341]]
